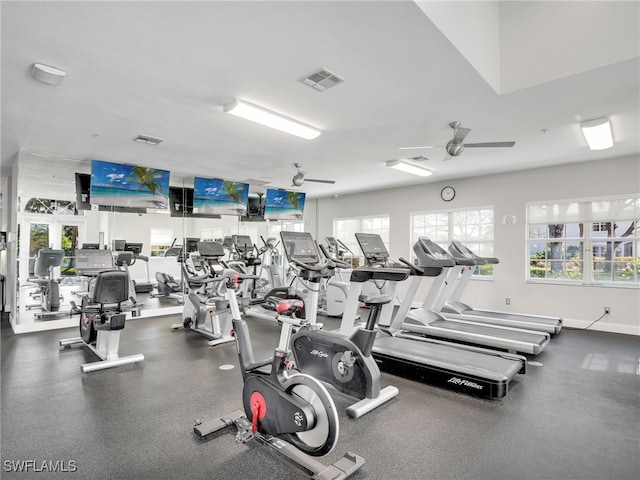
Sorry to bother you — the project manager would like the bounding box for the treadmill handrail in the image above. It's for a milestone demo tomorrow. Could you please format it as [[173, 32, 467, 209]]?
[[449, 240, 499, 265], [398, 257, 445, 277]]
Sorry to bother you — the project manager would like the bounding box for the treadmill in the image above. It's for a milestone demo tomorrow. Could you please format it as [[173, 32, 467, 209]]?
[[339, 233, 527, 399], [438, 241, 562, 334], [389, 237, 550, 355]]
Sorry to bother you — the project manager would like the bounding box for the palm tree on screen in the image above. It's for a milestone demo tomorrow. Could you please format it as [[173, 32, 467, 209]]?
[[127, 166, 163, 196]]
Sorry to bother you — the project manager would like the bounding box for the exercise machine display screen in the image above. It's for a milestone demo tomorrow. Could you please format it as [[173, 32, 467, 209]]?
[[197, 241, 225, 258], [355, 233, 389, 261], [233, 235, 253, 254], [184, 238, 199, 253], [75, 249, 114, 276], [34, 249, 65, 275], [280, 231, 319, 265], [124, 243, 143, 255]]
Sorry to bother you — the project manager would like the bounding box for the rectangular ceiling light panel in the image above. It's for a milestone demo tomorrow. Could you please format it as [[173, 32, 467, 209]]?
[[223, 99, 321, 140], [386, 159, 432, 177], [580, 117, 613, 150]]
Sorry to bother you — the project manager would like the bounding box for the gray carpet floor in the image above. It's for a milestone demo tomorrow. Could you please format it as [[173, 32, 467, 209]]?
[[1, 311, 639, 480]]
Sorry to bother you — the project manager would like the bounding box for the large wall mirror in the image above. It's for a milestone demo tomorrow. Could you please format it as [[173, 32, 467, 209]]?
[[13, 153, 313, 333]]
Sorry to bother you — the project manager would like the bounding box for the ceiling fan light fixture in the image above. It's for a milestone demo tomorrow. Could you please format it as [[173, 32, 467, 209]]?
[[446, 142, 465, 156], [223, 98, 321, 140], [386, 159, 432, 177], [580, 117, 613, 150]]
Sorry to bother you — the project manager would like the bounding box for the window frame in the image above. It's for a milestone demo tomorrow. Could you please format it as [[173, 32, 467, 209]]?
[[526, 195, 639, 288], [332, 214, 390, 256], [410, 206, 495, 279], [150, 228, 174, 257]]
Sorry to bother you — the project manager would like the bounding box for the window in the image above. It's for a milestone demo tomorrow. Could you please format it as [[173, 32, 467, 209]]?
[[201, 228, 223, 242], [60, 224, 78, 276], [333, 215, 390, 255], [268, 221, 305, 237], [150, 228, 173, 257], [29, 223, 49, 276], [410, 207, 494, 277], [526, 197, 639, 286]]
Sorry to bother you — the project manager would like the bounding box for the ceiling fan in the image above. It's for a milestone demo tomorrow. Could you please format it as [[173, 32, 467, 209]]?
[[400, 121, 516, 159], [292, 163, 336, 186]]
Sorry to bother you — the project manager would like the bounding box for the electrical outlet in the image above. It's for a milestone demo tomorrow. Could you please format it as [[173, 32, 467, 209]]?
[[604, 307, 611, 314], [505, 298, 511, 305]]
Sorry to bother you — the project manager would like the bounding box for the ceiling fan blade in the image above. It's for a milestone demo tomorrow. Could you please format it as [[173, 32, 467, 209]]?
[[398, 145, 435, 150], [305, 178, 336, 184], [452, 127, 471, 144], [465, 141, 516, 148]]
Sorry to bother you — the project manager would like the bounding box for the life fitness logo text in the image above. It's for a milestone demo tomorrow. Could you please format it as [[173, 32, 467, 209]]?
[[310, 349, 329, 358], [448, 377, 483, 390]]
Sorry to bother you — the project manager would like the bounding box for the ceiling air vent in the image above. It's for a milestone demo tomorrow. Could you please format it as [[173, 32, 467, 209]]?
[[300, 69, 344, 91], [134, 134, 163, 145]]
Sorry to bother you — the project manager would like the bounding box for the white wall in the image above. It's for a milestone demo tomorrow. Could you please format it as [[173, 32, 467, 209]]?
[[316, 155, 640, 335]]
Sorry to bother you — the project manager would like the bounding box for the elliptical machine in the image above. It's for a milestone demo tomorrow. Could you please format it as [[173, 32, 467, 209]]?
[[281, 231, 399, 418], [194, 269, 365, 479], [173, 241, 234, 347]]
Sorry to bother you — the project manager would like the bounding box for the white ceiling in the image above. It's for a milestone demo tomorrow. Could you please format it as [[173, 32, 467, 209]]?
[[2, 1, 639, 199]]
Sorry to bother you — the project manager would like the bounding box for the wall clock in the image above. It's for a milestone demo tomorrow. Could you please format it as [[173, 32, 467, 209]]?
[[441, 186, 456, 202]]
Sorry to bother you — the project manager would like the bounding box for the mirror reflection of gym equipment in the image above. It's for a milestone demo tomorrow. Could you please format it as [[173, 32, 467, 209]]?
[[25, 248, 67, 318]]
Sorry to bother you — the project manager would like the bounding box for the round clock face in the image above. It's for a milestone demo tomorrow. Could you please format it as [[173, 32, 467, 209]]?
[[441, 186, 455, 202]]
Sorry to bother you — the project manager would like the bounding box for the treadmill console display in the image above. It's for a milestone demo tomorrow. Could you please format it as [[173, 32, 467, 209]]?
[[355, 233, 389, 260], [75, 249, 114, 276], [280, 231, 319, 265]]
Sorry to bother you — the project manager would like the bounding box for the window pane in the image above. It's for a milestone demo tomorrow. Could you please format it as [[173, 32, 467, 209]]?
[[565, 223, 582, 238], [614, 262, 636, 282], [61, 225, 78, 276], [566, 242, 582, 261], [29, 223, 49, 276], [613, 220, 636, 237]]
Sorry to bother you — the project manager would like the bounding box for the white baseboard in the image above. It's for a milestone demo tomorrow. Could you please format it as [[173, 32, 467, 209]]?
[[563, 317, 640, 336]]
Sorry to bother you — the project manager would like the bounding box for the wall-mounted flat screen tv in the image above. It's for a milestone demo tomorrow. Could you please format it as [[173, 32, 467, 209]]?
[[90, 160, 170, 209], [76, 172, 148, 214], [169, 186, 222, 219], [264, 189, 306, 221], [193, 177, 249, 216]]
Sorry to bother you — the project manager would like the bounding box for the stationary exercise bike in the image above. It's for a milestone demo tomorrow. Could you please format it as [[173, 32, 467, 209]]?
[[27, 248, 66, 318], [281, 231, 399, 418], [59, 269, 144, 373], [194, 269, 365, 479]]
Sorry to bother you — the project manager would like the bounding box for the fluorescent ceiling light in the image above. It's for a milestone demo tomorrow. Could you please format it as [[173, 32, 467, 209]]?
[[223, 98, 321, 140], [386, 159, 432, 177], [580, 117, 613, 150]]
